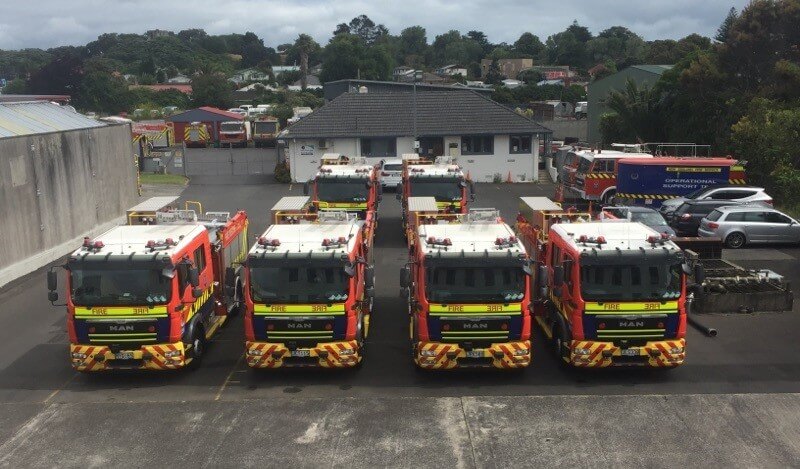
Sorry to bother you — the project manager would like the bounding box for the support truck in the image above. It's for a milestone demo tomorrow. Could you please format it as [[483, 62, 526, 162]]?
[[515, 196, 696, 368], [47, 201, 249, 371], [252, 116, 280, 148], [614, 157, 747, 207], [244, 201, 375, 368], [401, 198, 532, 370]]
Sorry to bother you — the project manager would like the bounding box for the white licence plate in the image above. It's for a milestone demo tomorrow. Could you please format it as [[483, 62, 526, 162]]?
[[466, 350, 484, 358], [115, 352, 134, 360], [621, 348, 640, 357], [291, 350, 311, 357]]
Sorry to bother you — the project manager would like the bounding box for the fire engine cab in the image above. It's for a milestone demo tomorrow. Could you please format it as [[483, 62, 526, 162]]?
[[402, 198, 532, 369], [567, 149, 653, 204], [47, 202, 249, 371], [515, 197, 693, 368], [244, 200, 375, 368], [304, 154, 381, 220], [398, 155, 475, 218]]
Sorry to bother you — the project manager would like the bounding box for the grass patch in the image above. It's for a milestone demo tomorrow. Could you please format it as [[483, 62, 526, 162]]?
[[139, 173, 188, 185]]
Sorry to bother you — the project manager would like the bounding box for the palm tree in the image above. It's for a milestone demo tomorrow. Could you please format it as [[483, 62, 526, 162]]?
[[294, 34, 316, 90], [605, 78, 665, 143]]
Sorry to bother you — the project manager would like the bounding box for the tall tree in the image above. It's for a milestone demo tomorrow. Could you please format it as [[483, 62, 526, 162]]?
[[513, 33, 545, 60], [241, 32, 269, 68], [293, 34, 320, 89], [191, 72, 233, 109], [715, 7, 738, 43], [400, 26, 428, 58], [466, 30, 492, 55]]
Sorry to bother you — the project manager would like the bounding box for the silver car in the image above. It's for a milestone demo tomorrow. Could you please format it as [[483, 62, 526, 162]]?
[[380, 158, 403, 189], [659, 185, 773, 218], [698, 206, 800, 248]]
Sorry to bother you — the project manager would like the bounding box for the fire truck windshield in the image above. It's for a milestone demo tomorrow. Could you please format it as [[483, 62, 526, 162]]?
[[254, 121, 277, 133], [579, 262, 681, 302], [424, 263, 526, 303], [70, 267, 171, 306], [220, 123, 242, 132], [410, 178, 462, 201], [316, 178, 369, 202], [249, 264, 350, 303], [577, 157, 592, 173]]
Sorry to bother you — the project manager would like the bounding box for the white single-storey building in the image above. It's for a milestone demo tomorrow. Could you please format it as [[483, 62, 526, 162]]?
[[279, 89, 552, 183]]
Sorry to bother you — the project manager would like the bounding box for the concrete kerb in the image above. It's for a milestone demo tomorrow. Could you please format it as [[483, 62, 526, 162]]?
[[0, 216, 124, 290]]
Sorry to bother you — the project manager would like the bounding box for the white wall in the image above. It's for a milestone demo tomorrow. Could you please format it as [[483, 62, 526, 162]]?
[[451, 135, 539, 183], [288, 135, 539, 183]]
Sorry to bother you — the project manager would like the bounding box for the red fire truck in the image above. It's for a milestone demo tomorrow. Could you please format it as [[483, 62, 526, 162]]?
[[47, 202, 249, 371], [567, 148, 653, 204], [398, 155, 474, 217], [515, 197, 696, 368], [244, 200, 375, 368], [219, 120, 251, 148], [401, 198, 532, 369], [303, 154, 381, 220]]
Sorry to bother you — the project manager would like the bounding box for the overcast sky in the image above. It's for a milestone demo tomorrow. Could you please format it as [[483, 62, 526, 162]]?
[[0, 0, 750, 50]]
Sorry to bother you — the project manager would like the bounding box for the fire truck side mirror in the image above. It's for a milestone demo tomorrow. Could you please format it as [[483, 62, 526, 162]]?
[[365, 286, 375, 299], [469, 181, 476, 201], [225, 267, 236, 288], [188, 267, 200, 287], [396, 183, 402, 200], [303, 182, 310, 196], [537, 264, 549, 284], [344, 263, 356, 277], [552, 265, 565, 287], [365, 266, 375, 288], [192, 287, 203, 299], [400, 267, 410, 289], [48, 291, 59, 302], [47, 270, 58, 291]]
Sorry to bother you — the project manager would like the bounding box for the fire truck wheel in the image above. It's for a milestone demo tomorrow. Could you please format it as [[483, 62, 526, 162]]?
[[186, 326, 206, 370]]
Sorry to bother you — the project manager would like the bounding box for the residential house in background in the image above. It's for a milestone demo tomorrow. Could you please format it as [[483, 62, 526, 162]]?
[[587, 64, 673, 143], [322, 79, 493, 102], [528, 65, 574, 80], [288, 75, 322, 91], [480, 58, 534, 79], [280, 89, 552, 183], [393, 66, 418, 82], [501, 79, 523, 89], [167, 74, 192, 84], [230, 67, 270, 85], [435, 64, 468, 77], [272, 65, 300, 76]]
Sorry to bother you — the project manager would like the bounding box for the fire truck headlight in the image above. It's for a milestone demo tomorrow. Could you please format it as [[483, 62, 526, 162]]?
[[163, 350, 182, 358], [420, 349, 437, 357], [338, 349, 355, 356], [247, 349, 264, 356], [670, 346, 684, 354], [513, 348, 529, 356], [574, 348, 592, 356], [71, 352, 87, 359]]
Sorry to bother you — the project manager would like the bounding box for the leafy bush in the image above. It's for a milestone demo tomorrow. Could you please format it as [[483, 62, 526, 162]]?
[[274, 160, 292, 183]]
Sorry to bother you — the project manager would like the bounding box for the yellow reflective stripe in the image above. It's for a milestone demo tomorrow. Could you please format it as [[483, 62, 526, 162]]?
[[268, 331, 333, 335], [254, 304, 346, 314], [442, 331, 510, 335], [598, 329, 665, 333], [74, 306, 168, 317], [318, 202, 368, 209], [584, 301, 678, 312], [89, 338, 156, 342], [429, 304, 521, 313], [89, 333, 157, 337], [186, 286, 214, 321]]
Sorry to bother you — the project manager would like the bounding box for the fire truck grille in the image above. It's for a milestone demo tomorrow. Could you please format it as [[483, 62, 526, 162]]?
[[438, 317, 513, 342], [80, 319, 161, 345]]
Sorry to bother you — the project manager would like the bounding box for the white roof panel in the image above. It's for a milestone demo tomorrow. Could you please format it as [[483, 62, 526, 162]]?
[[251, 221, 362, 256], [418, 221, 525, 256], [271, 196, 311, 211], [551, 221, 680, 253], [520, 197, 562, 212], [128, 197, 180, 213], [0, 101, 106, 138], [408, 197, 439, 212], [73, 224, 206, 257]]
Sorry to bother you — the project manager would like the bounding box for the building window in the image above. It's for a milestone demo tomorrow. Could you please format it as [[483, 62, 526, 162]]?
[[360, 138, 397, 157], [461, 136, 494, 155], [509, 135, 532, 154]]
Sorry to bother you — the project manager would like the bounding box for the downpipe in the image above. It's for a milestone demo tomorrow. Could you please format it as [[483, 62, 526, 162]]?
[[687, 291, 718, 337]]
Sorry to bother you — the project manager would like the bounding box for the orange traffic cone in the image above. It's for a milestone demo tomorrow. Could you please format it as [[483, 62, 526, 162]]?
[[555, 184, 564, 202], [506, 171, 513, 183], [466, 170, 471, 181]]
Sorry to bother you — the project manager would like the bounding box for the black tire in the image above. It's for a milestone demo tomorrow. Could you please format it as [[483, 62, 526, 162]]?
[[602, 190, 616, 205], [725, 232, 746, 249], [186, 326, 206, 371], [551, 323, 570, 368]]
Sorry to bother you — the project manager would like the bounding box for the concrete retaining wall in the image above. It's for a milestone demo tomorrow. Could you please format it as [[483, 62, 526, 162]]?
[[0, 124, 138, 287]]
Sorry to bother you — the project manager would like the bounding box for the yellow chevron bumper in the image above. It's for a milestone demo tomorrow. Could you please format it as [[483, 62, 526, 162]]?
[[245, 340, 361, 369], [69, 342, 186, 372], [414, 340, 531, 370], [568, 338, 686, 368]]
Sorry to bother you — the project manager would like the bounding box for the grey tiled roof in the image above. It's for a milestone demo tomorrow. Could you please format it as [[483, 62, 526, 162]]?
[[282, 90, 551, 139]]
